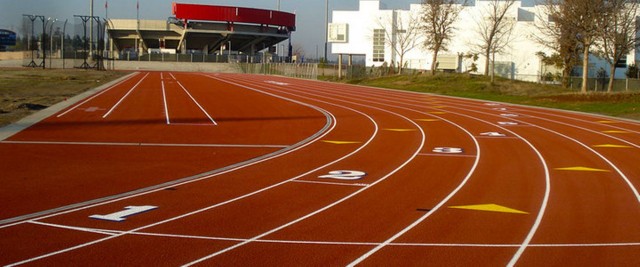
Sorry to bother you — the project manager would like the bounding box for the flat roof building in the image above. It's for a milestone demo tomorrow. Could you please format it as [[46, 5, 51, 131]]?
[[330, 0, 640, 82]]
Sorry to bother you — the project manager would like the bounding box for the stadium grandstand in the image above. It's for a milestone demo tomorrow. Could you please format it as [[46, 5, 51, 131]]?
[[106, 2, 296, 61]]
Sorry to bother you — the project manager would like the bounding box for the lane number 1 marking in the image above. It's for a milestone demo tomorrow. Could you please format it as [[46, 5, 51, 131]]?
[[319, 170, 367, 180], [89, 206, 158, 222], [433, 147, 464, 154]]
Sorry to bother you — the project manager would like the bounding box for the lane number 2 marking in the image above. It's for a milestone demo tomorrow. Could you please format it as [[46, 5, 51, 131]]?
[[89, 206, 158, 222], [319, 170, 367, 180]]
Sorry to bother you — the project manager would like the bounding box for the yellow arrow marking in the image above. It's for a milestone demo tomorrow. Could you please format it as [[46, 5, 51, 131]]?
[[449, 204, 528, 214], [597, 120, 619, 124], [593, 144, 632, 148], [603, 130, 630, 134], [555, 166, 610, 172], [429, 111, 447, 115], [384, 129, 417, 132], [432, 106, 447, 109], [322, 140, 362, 145], [416, 119, 440, 122]]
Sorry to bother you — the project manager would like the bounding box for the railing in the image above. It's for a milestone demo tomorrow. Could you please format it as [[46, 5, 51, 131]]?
[[238, 63, 318, 80]]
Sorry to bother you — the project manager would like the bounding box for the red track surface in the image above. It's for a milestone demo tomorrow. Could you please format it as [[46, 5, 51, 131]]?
[[1, 72, 639, 266]]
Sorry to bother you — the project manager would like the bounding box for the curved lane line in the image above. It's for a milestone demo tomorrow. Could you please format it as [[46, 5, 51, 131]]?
[[267, 79, 489, 266], [428, 98, 640, 204], [292, 81, 551, 266], [0, 76, 335, 228], [4, 75, 375, 266], [181, 76, 426, 266]]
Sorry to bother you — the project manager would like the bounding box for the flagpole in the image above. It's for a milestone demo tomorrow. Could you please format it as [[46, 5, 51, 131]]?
[[136, 0, 139, 55]]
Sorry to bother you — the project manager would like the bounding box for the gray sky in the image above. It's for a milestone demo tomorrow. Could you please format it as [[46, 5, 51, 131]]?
[[0, 0, 419, 58]]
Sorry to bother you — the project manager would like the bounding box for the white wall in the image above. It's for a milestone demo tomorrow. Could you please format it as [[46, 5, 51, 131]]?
[[330, 0, 639, 81]]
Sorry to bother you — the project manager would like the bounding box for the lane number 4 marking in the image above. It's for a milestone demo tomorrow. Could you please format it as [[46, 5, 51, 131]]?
[[319, 170, 367, 180], [89, 206, 158, 222]]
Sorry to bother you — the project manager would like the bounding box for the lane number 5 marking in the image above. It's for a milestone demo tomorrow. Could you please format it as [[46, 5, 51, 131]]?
[[318, 170, 367, 180]]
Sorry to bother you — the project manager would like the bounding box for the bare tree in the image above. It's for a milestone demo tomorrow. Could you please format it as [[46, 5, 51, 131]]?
[[473, 0, 517, 83], [598, 0, 639, 92], [541, 0, 605, 93], [535, 6, 582, 88], [421, 0, 466, 75], [292, 43, 306, 61], [376, 10, 422, 74]]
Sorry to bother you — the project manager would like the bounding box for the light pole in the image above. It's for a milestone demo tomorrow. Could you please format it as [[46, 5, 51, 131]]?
[[62, 19, 68, 69], [324, 0, 328, 63], [277, 0, 280, 11]]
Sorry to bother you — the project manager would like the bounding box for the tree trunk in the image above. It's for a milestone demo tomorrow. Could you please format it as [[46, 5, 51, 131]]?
[[562, 68, 571, 88], [581, 46, 590, 94], [490, 52, 495, 84], [608, 64, 616, 93], [484, 46, 491, 76], [431, 45, 440, 75]]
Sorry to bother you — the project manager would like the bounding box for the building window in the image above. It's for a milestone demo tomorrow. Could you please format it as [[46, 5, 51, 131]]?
[[373, 29, 385, 62], [517, 8, 535, 22], [616, 57, 627, 68]]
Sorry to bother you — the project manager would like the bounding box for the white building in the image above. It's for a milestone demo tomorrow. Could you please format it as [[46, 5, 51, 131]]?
[[329, 0, 639, 82]]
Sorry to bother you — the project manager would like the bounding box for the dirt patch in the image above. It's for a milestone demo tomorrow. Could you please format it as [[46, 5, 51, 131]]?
[[0, 68, 129, 127]]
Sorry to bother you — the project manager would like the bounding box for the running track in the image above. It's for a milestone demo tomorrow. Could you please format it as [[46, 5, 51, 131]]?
[[1, 72, 639, 266]]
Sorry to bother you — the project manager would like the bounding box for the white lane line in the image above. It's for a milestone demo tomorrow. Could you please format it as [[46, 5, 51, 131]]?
[[418, 153, 477, 158], [361, 91, 627, 265], [0, 140, 289, 148], [175, 80, 217, 126], [56, 72, 140, 118], [504, 111, 640, 149], [28, 221, 119, 236], [292, 180, 369, 187], [1, 77, 336, 228], [2, 78, 339, 265], [102, 72, 150, 119], [28, 221, 640, 248], [266, 78, 549, 267], [170, 123, 216, 127], [183, 76, 425, 267], [161, 78, 171, 125]]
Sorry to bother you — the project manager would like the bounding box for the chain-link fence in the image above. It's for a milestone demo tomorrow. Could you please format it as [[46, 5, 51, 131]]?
[[237, 63, 318, 80], [21, 14, 109, 70]]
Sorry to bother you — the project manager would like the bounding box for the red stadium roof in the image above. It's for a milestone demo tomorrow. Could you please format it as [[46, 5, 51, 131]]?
[[172, 3, 296, 31]]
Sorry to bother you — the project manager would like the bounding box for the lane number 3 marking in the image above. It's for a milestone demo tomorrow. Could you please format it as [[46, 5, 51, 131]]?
[[319, 170, 367, 180]]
